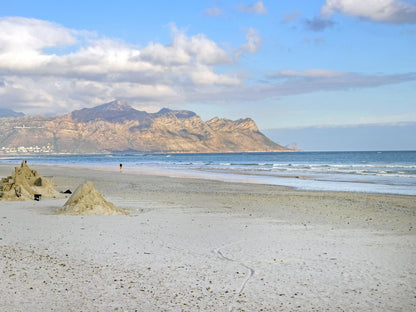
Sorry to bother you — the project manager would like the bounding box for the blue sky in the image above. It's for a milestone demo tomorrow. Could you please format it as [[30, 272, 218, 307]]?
[[264, 122, 416, 151], [1, 0, 415, 150]]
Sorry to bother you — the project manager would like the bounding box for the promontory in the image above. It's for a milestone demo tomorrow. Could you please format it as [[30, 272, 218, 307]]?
[[0, 100, 290, 154]]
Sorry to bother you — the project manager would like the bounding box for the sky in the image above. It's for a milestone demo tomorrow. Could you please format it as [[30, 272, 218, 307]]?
[[264, 122, 416, 151], [1, 0, 415, 150]]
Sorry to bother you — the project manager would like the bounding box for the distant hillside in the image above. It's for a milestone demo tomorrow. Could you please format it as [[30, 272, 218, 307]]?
[[0, 108, 25, 118], [0, 100, 291, 154]]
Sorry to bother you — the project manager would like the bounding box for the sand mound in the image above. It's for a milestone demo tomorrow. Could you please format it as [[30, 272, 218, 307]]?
[[0, 161, 59, 201], [56, 181, 126, 216]]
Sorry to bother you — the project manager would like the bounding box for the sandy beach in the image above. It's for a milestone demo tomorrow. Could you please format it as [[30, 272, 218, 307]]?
[[0, 164, 415, 311]]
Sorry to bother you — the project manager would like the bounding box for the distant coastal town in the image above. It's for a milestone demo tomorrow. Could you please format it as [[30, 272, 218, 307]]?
[[0, 144, 54, 154]]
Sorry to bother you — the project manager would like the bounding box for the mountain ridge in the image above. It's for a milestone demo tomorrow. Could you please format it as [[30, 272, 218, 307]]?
[[0, 108, 25, 118], [0, 100, 291, 154]]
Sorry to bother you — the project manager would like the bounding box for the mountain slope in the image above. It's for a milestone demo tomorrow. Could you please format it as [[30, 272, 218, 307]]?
[[0, 100, 291, 153], [71, 100, 151, 123], [0, 108, 25, 118]]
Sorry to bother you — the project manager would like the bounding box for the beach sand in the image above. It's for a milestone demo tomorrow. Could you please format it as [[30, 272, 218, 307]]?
[[0, 164, 415, 311]]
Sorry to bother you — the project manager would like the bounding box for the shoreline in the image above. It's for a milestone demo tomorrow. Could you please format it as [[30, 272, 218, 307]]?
[[0, 150, 298, 157], [3, 161, 415, 197], [1, 150, 415, 196], [1, 163, 415, 311], [91, 164, 416, 196]]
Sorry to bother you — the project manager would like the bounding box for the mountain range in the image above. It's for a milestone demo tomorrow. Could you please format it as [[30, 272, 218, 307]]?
[[0, 100, 290, 153]]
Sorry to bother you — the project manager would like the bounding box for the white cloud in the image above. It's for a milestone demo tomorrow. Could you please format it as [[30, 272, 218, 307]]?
[[0, 75, 179, 115], [0, 17, 77, 52], [140, 25, 231, 67], [187, 34, 232, 65], [0, 17, 77, 71], [0, 19, 232, 76], [240, 1, 267, 15], [188, 65, 240, 86], [321, 0, 416, 23], [0, 18, 242, 114], [236, 27, 263, 57], [140, 41, 191, 66]]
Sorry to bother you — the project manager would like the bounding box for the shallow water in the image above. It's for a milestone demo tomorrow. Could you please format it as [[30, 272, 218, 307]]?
[[1, 151, 415, 195]]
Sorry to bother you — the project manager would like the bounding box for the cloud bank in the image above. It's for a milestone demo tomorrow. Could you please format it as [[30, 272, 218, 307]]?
[[0, 17, 245, 114], [191, 70, 416, 102], [0, 16, 415, 116], [321, 0, 416, 23]]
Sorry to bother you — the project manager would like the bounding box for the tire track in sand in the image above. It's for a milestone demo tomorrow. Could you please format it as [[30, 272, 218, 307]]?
[[213, 246, 255, 312]]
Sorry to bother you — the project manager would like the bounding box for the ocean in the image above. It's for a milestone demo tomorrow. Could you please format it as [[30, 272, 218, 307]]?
[[1, 151, 415, 195]]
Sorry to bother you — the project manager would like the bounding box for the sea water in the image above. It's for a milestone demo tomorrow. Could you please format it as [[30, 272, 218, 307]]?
[[1, 151, 415, 195]]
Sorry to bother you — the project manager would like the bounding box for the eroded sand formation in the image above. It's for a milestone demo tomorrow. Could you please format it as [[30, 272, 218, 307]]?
[[0, 161, 58, 201]]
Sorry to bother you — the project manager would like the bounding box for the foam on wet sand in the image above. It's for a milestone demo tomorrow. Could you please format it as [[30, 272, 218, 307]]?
[[0, 164, 415, 311]]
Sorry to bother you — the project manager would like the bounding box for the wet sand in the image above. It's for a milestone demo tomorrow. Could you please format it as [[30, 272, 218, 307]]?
[[0, 164, 415, 311]]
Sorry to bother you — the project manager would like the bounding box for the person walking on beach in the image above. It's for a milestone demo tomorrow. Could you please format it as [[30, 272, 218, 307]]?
[[120, 163, 123, 172]]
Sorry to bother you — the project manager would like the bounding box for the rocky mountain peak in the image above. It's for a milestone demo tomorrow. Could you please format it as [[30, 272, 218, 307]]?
[[234, 118, 259, 131], [71, 100, 149, 123], [155, 108, 197, 119], [207, 117, 258, 132], [98, 100, 132, 111]]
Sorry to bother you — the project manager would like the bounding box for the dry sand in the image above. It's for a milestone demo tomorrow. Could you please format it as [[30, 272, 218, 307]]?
[[56, 181, 127, 216], [0, 161, 60, 201], [0, 164, 415, 311]]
